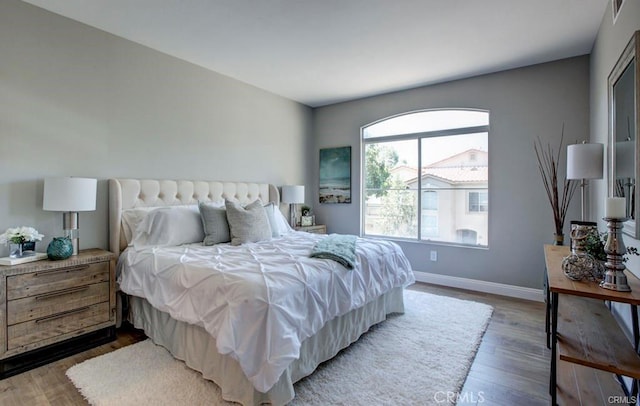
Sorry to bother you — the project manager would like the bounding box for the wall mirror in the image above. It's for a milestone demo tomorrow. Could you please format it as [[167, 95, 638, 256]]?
[[609, 30, 640, 238]]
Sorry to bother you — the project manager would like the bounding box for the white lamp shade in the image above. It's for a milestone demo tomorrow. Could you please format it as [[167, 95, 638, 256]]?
[[43, 177, 97, 211], [566, 143, 604, 180], [616, 140, 635, 179], [281, 185, 305, 204]]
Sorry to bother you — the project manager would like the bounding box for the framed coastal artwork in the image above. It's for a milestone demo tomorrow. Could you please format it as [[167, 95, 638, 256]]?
[[319, 146, 351, 204]]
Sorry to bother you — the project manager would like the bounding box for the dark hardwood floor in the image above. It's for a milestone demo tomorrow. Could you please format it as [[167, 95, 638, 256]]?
[[0, 326, 146, 406], [0, 282, 550, 405], [409, 283, 551, 405]]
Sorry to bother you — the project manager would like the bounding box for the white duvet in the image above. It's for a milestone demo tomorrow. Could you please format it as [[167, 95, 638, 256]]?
[[117, 231, 414, 393]]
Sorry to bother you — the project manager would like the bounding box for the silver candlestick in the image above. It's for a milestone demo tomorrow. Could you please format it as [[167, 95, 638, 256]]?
[[600, 217, 631, 292]]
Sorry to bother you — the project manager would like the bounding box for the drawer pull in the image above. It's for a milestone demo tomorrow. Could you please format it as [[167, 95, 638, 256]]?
[[35, 286, 90, 300], [35, 306, 91, 323], [33, 265, 90, 277]]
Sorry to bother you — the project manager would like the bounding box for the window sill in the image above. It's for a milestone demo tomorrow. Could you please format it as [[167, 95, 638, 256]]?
[[362, 234, 489, 250]]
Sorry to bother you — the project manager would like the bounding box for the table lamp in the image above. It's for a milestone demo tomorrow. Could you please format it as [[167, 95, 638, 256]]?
[[282, 185, 305, 227], [43, 177, 97, 255], [566, 142, 603, 221]]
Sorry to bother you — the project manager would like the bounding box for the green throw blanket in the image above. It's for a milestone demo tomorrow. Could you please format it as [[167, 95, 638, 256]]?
[[310, 234, 357, 269]]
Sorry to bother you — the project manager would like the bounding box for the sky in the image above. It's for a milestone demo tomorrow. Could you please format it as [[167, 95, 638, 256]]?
[[363, 110, 489, 167], [378, 132, 488, 167]]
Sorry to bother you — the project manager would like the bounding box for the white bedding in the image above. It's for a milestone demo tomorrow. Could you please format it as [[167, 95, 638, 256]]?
[[117, 231, 414, 393]]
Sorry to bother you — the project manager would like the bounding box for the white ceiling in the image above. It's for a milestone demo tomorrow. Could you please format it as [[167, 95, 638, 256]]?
[[22, 0, 609, 107]]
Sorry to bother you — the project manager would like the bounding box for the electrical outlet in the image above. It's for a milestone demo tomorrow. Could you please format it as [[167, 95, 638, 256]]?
[[430, 250, 437, 261]]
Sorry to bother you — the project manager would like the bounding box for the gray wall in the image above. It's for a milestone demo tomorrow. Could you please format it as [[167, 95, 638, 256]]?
[[0, 0, 312, 256], [591, 1, 640, 273], [0, 0, 616, 292], [589, 2, 640, 388], [313, 57, 589, 289]]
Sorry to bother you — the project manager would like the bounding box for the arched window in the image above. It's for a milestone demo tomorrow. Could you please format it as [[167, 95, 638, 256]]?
[[362, 109, 489, 247]]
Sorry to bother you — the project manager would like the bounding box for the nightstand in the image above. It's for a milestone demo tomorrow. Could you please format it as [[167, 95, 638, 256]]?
[[295, 225, 327, 234], [0, 248, 116, 378]]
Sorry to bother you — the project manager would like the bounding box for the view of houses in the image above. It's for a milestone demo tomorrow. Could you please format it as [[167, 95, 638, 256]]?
[[364, 148, 489, 246]]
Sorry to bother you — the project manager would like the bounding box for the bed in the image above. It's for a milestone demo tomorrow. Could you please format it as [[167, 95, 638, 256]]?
[[109, 178, 415, 405]]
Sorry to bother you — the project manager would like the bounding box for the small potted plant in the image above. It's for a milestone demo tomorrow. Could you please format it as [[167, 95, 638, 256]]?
[[583, 231, 607, 262], [584, 230, 639, 263], [0, 226, 44, 258]]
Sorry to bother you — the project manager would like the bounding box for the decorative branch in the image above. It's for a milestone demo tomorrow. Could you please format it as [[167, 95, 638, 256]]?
[[534, 124, 578, 237]]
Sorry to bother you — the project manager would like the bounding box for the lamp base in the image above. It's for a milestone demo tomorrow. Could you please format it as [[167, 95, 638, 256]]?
[[289, 203, 298, 228], [63, 211, 80, 256]]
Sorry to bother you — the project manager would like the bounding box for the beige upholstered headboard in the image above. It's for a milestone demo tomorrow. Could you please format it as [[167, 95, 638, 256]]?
[[109, 178, 279, 256]]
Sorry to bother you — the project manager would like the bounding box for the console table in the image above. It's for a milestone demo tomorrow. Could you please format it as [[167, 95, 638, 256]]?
[[544, 244, 640, 405]]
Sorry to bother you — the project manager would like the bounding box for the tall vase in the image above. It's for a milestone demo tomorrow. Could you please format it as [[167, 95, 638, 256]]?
[[554, 233, 564, 246], [9, 243, 23, 258]]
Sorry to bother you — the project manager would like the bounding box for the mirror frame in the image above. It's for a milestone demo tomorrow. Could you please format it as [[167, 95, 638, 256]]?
[[609, 30, 640, 238]]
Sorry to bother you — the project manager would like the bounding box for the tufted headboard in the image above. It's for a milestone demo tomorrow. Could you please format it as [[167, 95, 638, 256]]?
[[109, 178, 280, 256]]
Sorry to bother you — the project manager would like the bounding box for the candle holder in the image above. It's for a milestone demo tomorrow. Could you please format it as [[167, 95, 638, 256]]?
[[600, 217, 631, 292]]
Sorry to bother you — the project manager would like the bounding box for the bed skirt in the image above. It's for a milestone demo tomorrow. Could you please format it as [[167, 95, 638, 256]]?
[[127, 287, 405, 405]]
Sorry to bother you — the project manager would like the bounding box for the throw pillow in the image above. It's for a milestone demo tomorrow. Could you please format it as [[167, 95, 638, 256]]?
[[225, 199, 272, 245], [198, 202, 231, 245]]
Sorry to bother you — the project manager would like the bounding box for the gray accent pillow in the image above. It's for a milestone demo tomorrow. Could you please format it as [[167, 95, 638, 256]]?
[[225, 199, 272, 246], [198, 202, 231, 245]]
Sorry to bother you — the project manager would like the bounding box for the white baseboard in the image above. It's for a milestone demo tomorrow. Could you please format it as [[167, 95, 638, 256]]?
[[413, 271, 544, 302]]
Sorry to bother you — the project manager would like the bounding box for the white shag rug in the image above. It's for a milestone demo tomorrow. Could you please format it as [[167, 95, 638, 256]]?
[[66, 290, 493, 405]]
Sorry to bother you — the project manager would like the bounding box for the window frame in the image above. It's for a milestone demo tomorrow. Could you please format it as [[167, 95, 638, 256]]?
[[468, 190, 489, 213], [422, 190, 438, 211], [361, 109, 489, 247]]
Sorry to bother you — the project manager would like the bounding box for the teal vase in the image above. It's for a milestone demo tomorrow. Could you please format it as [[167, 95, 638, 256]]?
[[47, 237, 73, 260]]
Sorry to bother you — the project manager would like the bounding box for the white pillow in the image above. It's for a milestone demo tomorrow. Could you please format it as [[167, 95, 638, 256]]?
[[132, 205, 204, 249], [263, 202, 281, 238], [121, 207, 156, 244], [260, 202, 292, 236], [122, 204, 200, 245], [274, 207, 293, 235]]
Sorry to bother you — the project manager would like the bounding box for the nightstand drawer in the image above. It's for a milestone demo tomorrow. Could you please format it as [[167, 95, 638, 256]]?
[[7, 282, 109, 325], [7, 261, 109, 300], [296, 225, 327, 234], [7, 302, 111, 350]]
